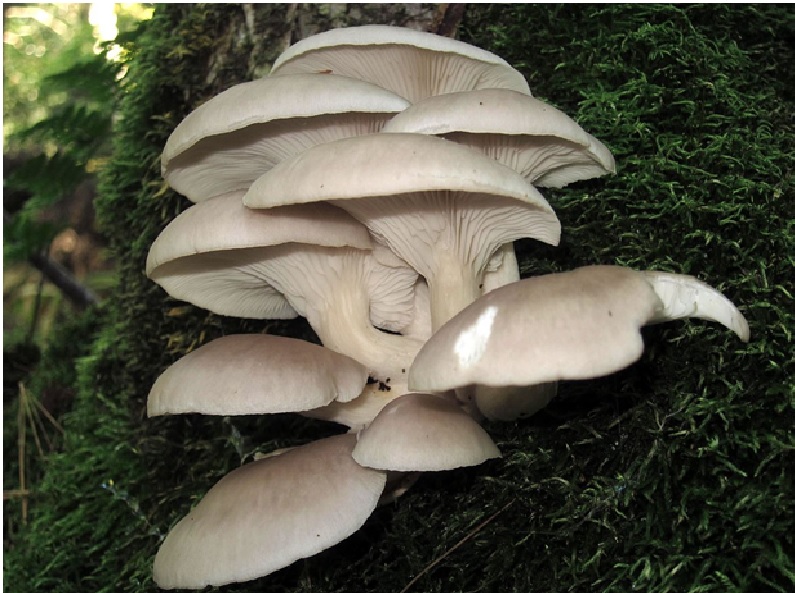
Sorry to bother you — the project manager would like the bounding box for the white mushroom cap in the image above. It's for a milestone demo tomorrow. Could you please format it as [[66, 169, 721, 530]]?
[[352, 392, 501, 472], [152, 434, 387, 589], [162, 73, 410, 202], [642, 270, 750, 340], [147, 334, 369, 416], [146, 195, 371, 319], [382, 89, 615, 186], [409, 265, 750, 392], [271, 25, 531, 102], [244, 133, 561, 331]]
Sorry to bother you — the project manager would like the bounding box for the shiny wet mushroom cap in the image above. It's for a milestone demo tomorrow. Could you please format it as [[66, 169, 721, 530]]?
[[409, 265, 749, 392]]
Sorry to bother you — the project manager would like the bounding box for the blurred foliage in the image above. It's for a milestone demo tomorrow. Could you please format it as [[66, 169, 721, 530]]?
[[3, 4, 153, 341], [3, 4, 794, 593], [4, 4, 112, 255]]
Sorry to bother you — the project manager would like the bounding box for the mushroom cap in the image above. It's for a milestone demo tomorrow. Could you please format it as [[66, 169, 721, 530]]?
[[147, 334, 370, 416], [152, 434, 387, 589], [244, 133, 553, 213], [409, 265, 749, 392], [381, 89, 615, 186], [146, 194, 371, 274], [162, 74, 410, 202], [642, 270, 750, 341], [352, 392, 501, 472], [270, 25, 531, 102], [146, 196, 371, 319]]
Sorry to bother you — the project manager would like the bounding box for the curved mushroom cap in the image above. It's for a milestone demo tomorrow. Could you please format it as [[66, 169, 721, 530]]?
[[162, 74, 409, 202], [270, 25, 531, 102], [152, 434, 387, 589], [642, 270, 750, 340], [146, 195, 371, 319], [352, 392, 501, 472], [381, 89, 615, 186], [244, 133, 560, 330], [409, 265, 749, 392], [147, 334, 369, 416]]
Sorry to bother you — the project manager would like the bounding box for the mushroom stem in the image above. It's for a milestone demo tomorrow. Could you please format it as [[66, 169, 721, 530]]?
[[299, 258, 424, 383], [427, 252, 483, 333], [309, 296, 422, 384]]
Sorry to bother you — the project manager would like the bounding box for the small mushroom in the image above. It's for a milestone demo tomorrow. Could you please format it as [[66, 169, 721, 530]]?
[[147, 334, 369, 416], [409, 265, 749, 393], [352, 392, 501, 472], [270, 25, 531, 102], [162, 73, 409, 202], [244, 133, 561, 331], [152, 434, 387, 589]]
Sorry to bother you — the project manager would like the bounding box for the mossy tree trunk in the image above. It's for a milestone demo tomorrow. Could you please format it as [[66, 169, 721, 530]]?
[[5, 5, 793, 593]]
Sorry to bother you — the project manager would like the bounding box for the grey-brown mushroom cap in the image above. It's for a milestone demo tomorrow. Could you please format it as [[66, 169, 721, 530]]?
[[409, 266, 663, 392], [409, 265, 749, 392], [352, 392, 501, 472], [381, 89, 615, 186], [270, 25, 531, 102], [147, 334, 370, 417], [152, 434, 387, 589], [161, 74, 410, 202]]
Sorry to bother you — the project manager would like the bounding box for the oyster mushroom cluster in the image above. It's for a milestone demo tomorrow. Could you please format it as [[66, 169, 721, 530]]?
[[145, 26, 750, 589]]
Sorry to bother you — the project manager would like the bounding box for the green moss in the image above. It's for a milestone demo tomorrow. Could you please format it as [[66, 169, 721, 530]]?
[[5, 4, 793, 593]]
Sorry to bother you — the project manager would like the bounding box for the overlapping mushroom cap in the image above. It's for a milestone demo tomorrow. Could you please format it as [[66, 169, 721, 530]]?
[[162, 73, 409, 202], [382, 89, 616, 186], [146, 195, 370, 320], [409, 265, 750, 392], [244, 133, 561, 331], [270, 25, 531, 102]]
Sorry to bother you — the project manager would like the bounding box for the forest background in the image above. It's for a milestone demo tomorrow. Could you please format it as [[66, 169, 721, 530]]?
[[3, 4, 794, 593]]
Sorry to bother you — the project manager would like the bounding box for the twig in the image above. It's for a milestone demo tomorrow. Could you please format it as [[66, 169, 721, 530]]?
[[399, 498, 515, 593], [4, 208, 99, 310], [18, 383, 28, 525]]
